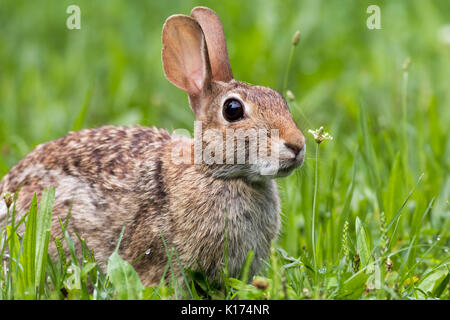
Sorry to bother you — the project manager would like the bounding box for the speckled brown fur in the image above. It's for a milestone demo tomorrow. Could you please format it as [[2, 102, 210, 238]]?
[[0, 7, 306, 286]]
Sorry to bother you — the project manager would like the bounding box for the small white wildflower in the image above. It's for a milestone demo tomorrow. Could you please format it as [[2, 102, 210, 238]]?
[[308, 126, 333, 144]]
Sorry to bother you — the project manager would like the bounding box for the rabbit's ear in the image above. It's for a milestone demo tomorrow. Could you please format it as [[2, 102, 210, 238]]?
[[162, 14, 212, 97], [190, 7, 233, 82]]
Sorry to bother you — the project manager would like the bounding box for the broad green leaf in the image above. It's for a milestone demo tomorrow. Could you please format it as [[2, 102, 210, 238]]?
[[434, 272, 450, 298], [81, 262, 96, 278], [355, 217, 372, 268], [226, 278, 247, 291], [415, 269, 448, 299], [107, 251, 144, 300], [338, 272, 369, 300], [325, 276, 338, 290], [142, 286, 162, 300], [107, 227, 144, 300]]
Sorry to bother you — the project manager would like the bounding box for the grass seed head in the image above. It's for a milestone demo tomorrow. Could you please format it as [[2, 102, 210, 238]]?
[[341, 220, 350, 260], [2, 192, 13, 209], [292, 30, 301, 46], [352, 254, 360, 272]]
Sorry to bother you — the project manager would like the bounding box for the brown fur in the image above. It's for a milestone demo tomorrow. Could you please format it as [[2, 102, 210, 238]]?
[[0, 7, 305, 286]]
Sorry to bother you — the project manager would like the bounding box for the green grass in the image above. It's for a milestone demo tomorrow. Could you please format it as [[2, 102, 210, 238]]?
[[0, 0, 449, 299]]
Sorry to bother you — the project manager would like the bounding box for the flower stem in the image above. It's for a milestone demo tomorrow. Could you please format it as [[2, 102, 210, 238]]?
[[312, 142, 319, 297], [282, 44, 295, 95], [401, 58, 410, 182], [282, 31, 300, 94]]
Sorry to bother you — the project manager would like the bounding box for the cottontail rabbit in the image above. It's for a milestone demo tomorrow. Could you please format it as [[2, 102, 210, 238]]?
[[0, 7, 305, 286]]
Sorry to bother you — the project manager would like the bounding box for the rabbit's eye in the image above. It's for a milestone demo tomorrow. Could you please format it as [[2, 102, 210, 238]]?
[[223, 99, 244, 122]]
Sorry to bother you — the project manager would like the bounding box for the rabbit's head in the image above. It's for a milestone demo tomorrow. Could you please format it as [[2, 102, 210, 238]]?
[[162, 7, 305, 180]]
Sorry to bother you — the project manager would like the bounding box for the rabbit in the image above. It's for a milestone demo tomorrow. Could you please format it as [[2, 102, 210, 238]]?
[[0, 6, 306, 287]]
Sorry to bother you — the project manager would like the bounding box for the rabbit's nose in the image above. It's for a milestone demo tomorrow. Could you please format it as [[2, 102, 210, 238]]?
[[284, 142, 303, 157], [284, 133, 306, 158]]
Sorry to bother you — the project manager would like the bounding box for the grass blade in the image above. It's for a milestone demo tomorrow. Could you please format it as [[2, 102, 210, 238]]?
[[35, 187, 56, 298], [21, 194, 37, 299]]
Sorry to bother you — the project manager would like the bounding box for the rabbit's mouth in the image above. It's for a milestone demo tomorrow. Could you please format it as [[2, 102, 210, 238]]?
[[275, 146, 305, 177], [276, 159, 304, 177], [207, 143, 305, 180]]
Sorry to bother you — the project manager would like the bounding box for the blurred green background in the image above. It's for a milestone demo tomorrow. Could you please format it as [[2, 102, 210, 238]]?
[[1, 0, 448, 158], [0, 0, 449, 295]]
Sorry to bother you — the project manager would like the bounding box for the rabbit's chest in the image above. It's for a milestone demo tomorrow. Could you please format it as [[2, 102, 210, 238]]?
[[167, 173, 281, 279], [223, 180, 280, 274]]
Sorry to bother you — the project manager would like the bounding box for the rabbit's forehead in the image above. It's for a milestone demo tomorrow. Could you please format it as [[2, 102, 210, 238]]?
[[217, 82, 289, 116]]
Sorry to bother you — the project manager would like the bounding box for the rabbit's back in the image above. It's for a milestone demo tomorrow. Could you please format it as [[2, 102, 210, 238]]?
[[0, 125, 173, 265]]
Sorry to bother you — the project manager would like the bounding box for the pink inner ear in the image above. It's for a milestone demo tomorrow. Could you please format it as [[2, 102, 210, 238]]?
[[190, 67, 203, 92]]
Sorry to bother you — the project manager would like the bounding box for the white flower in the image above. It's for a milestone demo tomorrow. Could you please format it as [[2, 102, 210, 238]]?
[[308, 126, 333, 144]]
